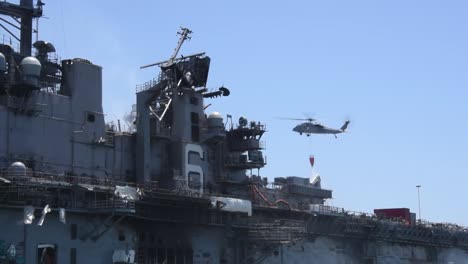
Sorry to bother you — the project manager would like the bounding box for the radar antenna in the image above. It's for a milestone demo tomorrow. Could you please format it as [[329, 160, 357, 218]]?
[[140, 27, 195, 69], [165, 27, 192, 67]]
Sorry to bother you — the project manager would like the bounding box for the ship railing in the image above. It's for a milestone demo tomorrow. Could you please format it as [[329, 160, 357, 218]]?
[[230, 122, 267, 132], [0, 168, 137, 188], [38, 82, 62, 94], [139, 180, 251, 201], [309, 204, 377, 219], [308, 204, 468, 242], [104, 131, 115, 146], [223, 159, 266, 168], [309, 204, 346, 216], [44, 53, 61, 64], [419, 220, 468, 233], [140, 185, 208, 200], [256, 182, 332, 196], [229, 140, 266, 151], [0, 34, 20, 52], [1, 167, 213, 200], [136, 73, 166, 92], [0, 34, 61, 64], [151, 126, 171, 138], [88, 199, 135, 212], [248, 219, 306, 244], [262, 182, 284, 191]]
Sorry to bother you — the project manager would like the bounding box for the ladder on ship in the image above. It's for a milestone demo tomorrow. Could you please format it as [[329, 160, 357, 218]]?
[[80, 214, 126, 241]]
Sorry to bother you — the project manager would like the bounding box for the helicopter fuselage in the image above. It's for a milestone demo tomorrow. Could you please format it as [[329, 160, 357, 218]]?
[[293, 123, 341, 134], [293, 121, 350, 137]]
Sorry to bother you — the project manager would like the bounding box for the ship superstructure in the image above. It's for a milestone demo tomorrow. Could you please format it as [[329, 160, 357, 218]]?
[[0, 1, 468, 264]]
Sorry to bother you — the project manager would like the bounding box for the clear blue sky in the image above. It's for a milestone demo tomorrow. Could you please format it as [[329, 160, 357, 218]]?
[[9, 0, 468, 224]]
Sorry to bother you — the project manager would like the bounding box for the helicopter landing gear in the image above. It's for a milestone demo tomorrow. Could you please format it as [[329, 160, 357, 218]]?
[[334, 134, 337, 139]]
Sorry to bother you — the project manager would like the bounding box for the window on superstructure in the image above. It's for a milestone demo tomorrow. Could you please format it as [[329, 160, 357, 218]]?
[[118, 232, 126, 241], [37, 244, 57, 264], [70, 248, 77, 264], [71, 224, 77, 240], [87, 113, 95, 122], [190, 97, 199, 105], [191, 125, 200, 142], [191, 112, 199, 124], [139, 232, 146, 242]]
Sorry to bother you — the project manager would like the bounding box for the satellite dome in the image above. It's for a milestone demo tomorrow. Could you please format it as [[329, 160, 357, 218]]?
[[208, 112, 223, 119], [208, 112, 223, 128], [20, 56, 41, 86], [20, 56, 41, 69], [8, 161, 27, 177], [9, 162, 26, 170], [0, 52, 6, 72]]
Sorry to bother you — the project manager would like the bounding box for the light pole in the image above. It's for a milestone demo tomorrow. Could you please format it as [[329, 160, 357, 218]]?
[[416, 185, 422, 223]]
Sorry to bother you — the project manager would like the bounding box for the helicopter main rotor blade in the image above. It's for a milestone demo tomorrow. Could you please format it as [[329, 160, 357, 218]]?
[[276, 117, 316, 122]]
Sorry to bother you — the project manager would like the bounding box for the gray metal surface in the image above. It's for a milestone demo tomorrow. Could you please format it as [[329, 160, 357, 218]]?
[[0, 1, 467, 264]]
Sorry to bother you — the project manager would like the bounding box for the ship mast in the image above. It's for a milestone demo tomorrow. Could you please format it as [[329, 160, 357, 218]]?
[[164, 27, 192, 67], [0, 0, 43, 56], [140, 27, 202, 70]]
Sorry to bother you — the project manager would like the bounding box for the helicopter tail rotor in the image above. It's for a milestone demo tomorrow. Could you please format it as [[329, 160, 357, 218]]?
[[340, 120, 351, 131]]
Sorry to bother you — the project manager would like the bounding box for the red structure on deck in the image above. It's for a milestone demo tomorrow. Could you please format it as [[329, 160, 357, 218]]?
[[374, 208, 412, 224]]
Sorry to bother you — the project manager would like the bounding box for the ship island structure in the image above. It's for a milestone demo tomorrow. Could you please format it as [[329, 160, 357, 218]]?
[[0, 1, 468, 264]]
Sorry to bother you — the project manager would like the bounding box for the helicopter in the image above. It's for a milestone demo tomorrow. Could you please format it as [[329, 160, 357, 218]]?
[[281, 117, 350, 138]]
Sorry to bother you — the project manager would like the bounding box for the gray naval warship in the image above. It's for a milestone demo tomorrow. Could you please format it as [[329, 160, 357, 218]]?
[[1, 1, 468, 263]]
